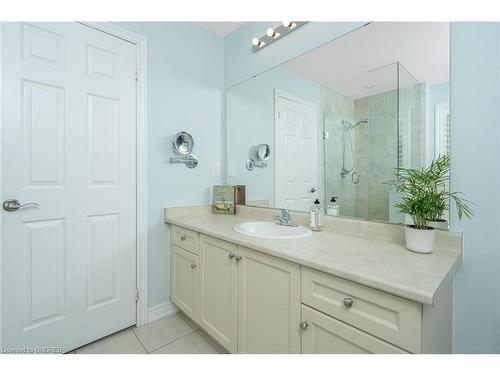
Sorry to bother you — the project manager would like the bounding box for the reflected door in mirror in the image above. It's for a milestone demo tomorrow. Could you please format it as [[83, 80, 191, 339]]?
[[275, 90, 318, 211]]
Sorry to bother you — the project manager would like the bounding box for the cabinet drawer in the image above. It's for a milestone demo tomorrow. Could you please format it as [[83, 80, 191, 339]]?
[[171, 225, 199, 255], [301, 267, 421, 353], [301, 305, 407, 354]]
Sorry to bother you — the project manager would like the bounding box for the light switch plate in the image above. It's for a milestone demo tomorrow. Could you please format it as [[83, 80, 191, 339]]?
[[228, 162, 235, 177], [212, 161, 221, 176]]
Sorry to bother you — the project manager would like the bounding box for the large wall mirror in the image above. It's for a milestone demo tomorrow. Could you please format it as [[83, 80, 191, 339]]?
[[226, 22, 450, 224]]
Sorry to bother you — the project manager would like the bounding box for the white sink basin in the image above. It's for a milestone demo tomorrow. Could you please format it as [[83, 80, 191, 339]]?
[[233, 221, 312, 240]]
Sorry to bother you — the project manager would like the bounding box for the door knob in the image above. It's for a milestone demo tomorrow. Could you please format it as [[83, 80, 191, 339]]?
[[300, 321, 309, 331], [235, 255, 242, 262], [190, 263, 197, 269], [3, 199, 39, 212], [309, 188, 317, 193], [228, 253, 235, 259]]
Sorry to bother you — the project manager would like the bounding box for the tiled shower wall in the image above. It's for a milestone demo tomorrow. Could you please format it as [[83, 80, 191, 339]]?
[[323, 84, 426, 222], [322, 86, 356, 217], [353, 90, 397, 221]]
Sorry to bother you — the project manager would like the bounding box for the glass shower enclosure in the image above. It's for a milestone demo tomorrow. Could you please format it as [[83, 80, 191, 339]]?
[[323, 62, 423, 224]]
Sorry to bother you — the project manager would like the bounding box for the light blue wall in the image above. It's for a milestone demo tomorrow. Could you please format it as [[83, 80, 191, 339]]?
[[224, 22, 367, 88], [450, 22, 500, 353], [117, 22, 224, 308]]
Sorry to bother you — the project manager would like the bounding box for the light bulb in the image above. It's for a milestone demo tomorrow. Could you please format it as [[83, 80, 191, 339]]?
[[266, 28, 280, 38], [282, 21, 297, 29], [251, 37, 265, 48]]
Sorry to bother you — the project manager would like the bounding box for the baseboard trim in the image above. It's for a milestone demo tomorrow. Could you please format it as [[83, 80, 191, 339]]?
[[147, 300, 178, 324]]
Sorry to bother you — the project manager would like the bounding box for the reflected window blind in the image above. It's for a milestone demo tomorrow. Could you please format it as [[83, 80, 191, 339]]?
[[398, 110, 413, 168], [435, 102, 450, 157]]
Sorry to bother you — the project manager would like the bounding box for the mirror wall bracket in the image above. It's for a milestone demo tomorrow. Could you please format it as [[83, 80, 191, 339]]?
[[169, 154, 198, 169], [246, 159, 267, 170], [252, 22, 308, 52]]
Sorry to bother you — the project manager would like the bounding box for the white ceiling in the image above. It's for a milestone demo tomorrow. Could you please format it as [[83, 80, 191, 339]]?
[[197, 22, 244, 37], [285, 22, 450, 99]]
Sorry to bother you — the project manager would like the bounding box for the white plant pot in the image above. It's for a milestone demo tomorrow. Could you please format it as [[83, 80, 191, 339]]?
[[427, 219, 449, 230], [404, 225, 436, 254]]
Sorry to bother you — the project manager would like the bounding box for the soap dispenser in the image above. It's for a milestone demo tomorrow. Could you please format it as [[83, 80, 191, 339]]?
[[309, 199, 323, 231], [327, 196, 339, 216]]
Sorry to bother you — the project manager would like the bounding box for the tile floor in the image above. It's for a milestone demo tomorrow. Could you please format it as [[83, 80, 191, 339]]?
[[71, 313, 225, 354]]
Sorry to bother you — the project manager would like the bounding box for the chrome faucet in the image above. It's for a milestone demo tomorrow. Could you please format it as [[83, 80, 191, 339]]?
[[274, 208, 298, 227]]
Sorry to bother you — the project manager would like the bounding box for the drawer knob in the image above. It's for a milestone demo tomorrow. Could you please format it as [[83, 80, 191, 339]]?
[[228, 253, 235, 259], [191, 263, 197, 269], [300, 321, 309, 331], [179, 235, 187, 241], [343, 297, 354, 308], [235, 255, 242, 262]]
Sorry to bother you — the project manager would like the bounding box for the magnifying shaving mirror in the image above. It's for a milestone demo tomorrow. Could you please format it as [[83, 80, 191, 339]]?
[[169, 131, 198, 168], [172, 131, 194, 155], [256, 144, 271, 161], [246, 144, 271, 170]]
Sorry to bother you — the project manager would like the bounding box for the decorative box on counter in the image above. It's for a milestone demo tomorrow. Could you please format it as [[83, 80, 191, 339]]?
[[235, 185, 246, 205], [212, 185, 236, 214]]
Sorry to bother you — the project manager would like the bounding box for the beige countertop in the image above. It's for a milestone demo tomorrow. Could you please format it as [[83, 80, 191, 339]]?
[[165, 211, 462, 305]]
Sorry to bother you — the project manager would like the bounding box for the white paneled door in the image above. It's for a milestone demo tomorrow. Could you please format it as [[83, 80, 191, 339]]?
[[275, 90, 318, 212], [1, 22, 137, 352]]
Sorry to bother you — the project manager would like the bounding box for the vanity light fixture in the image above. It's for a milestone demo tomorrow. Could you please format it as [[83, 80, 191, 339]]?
[[252, 21, 308, 52]]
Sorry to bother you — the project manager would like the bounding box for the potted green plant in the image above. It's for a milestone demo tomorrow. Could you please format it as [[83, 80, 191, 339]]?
[[386, 155, 473, 254]]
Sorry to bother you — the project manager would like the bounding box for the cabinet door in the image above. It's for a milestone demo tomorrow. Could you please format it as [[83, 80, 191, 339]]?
[[199, 235, 238, 353], [171, 245, 199, 322], [237, 247, 301, 353], [301, 305, 407, 354]]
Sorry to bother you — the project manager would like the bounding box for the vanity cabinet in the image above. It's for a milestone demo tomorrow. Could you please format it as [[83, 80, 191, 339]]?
[[170, 228, 301, 353], [169, 225, 453, 354]]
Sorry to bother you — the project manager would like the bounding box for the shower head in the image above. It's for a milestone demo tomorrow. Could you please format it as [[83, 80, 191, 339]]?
[[352, 119, 370, 128], [343, 119, 370, 131]]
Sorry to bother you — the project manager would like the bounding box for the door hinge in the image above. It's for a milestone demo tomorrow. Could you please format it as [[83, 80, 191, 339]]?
[[135, 70, 139, 82], [136, 289, 140, 302], [323, 131, 329, 139]]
